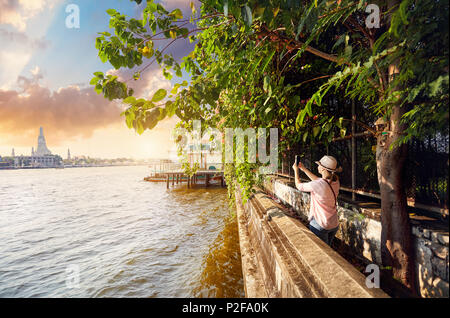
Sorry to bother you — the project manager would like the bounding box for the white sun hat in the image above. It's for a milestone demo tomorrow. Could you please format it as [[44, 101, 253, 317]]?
[[315, 155, 342, 172]]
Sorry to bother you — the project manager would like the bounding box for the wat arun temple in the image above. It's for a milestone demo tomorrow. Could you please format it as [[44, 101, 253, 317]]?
[[35, 127, 52, 156], [9, 127, 63, 168]]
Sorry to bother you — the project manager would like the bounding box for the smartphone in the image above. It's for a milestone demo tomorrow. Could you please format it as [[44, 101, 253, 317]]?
[[295, 155, 300, 166]]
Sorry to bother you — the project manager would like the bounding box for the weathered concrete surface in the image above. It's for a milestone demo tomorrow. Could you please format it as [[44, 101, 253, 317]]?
[[263, 176, 449, 298], [236, 187, 388, 298], [235, 192, 268, 298]]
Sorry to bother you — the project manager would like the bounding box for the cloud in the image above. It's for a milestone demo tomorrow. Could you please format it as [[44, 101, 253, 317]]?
[[0, 28, 50, 50], [0, 0, 24, 31], [0, 66, 180, 147], [0, 50, 32, 90], [0, 70, 123, 145], [0, 0, 60, 90], [0, 0, 57, 31], [106, 66, 173, 100]]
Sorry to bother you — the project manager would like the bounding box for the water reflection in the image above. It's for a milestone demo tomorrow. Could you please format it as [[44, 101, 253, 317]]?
[[193, 213, 244, 298]]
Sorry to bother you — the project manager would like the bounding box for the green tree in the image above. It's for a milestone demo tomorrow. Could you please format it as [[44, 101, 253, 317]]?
[[92, 0, 448, 292]]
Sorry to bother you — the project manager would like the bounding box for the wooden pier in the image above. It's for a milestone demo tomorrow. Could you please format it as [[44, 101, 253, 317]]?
[[160, 170, 226, 189]]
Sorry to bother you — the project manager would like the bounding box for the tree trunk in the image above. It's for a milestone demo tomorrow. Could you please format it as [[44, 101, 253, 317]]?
[[376, 0, 416, 292], [376, 107, 415, 293]]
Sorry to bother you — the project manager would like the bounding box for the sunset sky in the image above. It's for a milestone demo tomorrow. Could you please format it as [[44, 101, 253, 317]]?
[[0, 0, 197, 159]]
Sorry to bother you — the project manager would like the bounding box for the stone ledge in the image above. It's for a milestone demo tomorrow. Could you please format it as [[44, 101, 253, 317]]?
[[235, 192, 268, 298], [236, 186, 389, 298], [264, 175, 449, 298]]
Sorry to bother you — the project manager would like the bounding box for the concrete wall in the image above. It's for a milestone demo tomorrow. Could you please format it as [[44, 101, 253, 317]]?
[[235, 186, 388, 298], [263, 176, 449, 298]]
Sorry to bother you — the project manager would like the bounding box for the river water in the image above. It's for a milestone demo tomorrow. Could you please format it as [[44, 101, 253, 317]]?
[[0, 166, 244, 297]]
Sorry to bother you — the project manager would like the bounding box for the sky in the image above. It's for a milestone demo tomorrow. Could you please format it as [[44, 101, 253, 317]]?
[[0, 0, 198, 159]]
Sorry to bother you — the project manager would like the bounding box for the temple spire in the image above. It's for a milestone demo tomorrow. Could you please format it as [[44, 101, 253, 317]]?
[[36, 127, 52, 156]]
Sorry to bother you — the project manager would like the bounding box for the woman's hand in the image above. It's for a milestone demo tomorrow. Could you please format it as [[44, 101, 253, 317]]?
[[293, 161, 305, 172]]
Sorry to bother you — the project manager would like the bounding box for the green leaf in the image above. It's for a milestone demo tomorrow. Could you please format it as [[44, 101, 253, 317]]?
[[169, 8, 183, 20], [399, 0, 409, 25], [263, 75, 270, 92], [123, 96, 136, 104], [93, 72, 104, 79], [126, 114, 134, 129], [106, 9, 117, 16], [273, 7, 280, 18], [296, 109, 307, 129], [305, 102, 312, 116], [171, 83, 181, 94], [95, 84, 102, 94], [303, 131, 308, 142], [262, 49, 276, 72], [313, 126, 321, 137], [151, 88, 167, 102], [169, 30, 177, 39], [165, 100, 176, 117], [157, 107, 167, 121], [136, 120, 145, 135], [90, 77, 100, 85]]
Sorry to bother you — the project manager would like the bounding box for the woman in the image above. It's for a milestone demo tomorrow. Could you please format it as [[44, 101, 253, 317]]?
[[292, 155, 342, 246]]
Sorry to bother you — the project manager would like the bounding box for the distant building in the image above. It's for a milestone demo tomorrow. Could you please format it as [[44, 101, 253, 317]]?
[[29, 127, 61, 167], [186, 141, 222, 170], [5, 127, 62, 168], [67, 149, 71, 160], [0, 156, 12, 169], [36, 127, 52, 156]]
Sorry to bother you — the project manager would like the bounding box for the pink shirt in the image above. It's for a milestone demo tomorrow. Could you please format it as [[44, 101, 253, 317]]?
[[296, 178, 339, 230]]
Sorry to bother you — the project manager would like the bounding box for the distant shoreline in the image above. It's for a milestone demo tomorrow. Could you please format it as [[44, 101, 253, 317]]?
[[0, 164, 149, 170]]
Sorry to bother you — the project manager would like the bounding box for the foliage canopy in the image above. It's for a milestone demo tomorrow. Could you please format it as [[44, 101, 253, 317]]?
[[92, 0, 449, 198]]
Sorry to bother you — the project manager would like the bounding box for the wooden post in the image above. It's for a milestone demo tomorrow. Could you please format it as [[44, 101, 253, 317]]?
[[351, 99, 356, 201], [166, 174, 169, 189], [176, 174, 179, 184], [172, 173, 175, 186], [206, 174, 210, 187], [221, 175, 224, 187]]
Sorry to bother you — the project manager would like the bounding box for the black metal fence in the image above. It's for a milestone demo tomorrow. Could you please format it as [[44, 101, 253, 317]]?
[[279, 131, 449, 216], [405, 134, 449, 209]]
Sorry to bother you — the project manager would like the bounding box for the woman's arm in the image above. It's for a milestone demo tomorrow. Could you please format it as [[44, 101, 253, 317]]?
[[293, 161, 319, 182], [292, 161, 319, 191], [300, 165, 320, 181], [292, 163, 302, 190]]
